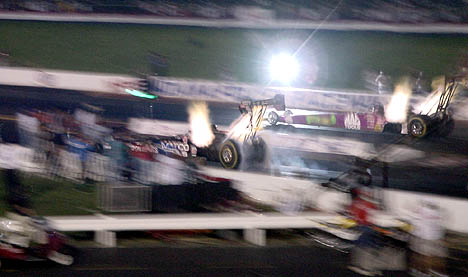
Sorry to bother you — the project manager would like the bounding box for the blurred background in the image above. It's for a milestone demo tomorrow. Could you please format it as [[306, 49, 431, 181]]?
[[0, 1, 467, 276], [0, 0, 467, 90]]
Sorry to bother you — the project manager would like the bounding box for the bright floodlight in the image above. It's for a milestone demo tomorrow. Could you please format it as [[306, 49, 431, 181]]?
[[269, 53, 299, 84]]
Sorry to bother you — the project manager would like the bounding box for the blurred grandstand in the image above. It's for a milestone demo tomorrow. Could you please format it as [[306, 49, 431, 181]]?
[[0, 0, 466, 24]]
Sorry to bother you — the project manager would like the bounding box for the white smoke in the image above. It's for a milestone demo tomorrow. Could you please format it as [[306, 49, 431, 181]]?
[[188, 101, 214, 147], [414, 75, 456, 116]]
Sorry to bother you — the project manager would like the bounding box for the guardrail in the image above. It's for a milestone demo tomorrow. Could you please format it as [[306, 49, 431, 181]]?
[[45, 212, 403, 247], [1, 13, 468, 33]]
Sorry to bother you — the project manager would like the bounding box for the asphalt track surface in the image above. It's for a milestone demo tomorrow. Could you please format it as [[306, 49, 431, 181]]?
[[0, 246, 419, 276], [2, 244, 468, 276]]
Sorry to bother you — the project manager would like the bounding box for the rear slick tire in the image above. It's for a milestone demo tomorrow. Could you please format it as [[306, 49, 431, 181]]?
[[408, 115, 430, 138], [219, 140, 241, 169]]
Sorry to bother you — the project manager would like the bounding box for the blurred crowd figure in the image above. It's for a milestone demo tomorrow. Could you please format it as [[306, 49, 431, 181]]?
[[375, 71, 386, 94], [362, 70, 393, 94], [5, 106, 244, 213], [413, 71, 425, 94], [11, 107, 234, 195], [363, 69, 431, 95], [343, 161, 388, 276], [347, 186, 384, 276], [13, 107, 190, 185], [322, 158, 449, 276], [409, 200, 448, 277]]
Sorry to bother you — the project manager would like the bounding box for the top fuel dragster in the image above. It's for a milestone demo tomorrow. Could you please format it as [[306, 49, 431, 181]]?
[[198, 94, 286, 169], [265, 75, 467, 138]]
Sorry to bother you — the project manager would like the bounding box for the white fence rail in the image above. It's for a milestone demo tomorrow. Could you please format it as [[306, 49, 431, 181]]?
[[45, 211, 403, 247]]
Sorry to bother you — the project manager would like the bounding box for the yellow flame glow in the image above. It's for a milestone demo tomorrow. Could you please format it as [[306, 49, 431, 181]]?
[[385, 78, 412, 123], [188, 101, 214, 147]]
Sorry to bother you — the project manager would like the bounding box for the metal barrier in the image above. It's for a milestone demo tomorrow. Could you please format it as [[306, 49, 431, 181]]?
[[98, 184, 152, 213], [45, 212, 404, 247], [86, 152, 111, 182]]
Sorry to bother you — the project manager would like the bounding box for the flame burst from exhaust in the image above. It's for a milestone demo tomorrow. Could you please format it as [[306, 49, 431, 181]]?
[[385, 78, 412, 123], [188, 101, 214, 147]]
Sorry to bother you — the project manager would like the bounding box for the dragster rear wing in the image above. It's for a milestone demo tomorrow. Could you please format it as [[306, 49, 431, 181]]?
[[238, 94, 285, 114]]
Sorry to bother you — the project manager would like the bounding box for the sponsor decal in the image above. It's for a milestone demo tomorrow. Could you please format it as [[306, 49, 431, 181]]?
[[305, 114, 336, 126], [128, 143, 158, 154], [158, 140, 190, 157], [344, 113, 361, 130]]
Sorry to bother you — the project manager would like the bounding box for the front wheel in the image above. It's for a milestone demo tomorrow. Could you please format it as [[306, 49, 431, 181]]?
[[267, 111, 279, 126], [219, 140, 241, 169]]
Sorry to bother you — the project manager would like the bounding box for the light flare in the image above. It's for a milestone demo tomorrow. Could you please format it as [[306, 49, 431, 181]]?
[[385, 78, 412, 123], [269, 53, 299, 84], [188, 101, 214, 147]]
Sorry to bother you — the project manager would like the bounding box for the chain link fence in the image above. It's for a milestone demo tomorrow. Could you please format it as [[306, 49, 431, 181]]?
[[98, 183, 152, 212]]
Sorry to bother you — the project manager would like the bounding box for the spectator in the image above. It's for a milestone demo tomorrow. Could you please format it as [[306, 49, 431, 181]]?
[[16, 112, 39, 148], [375, 71, 385, 94], [65, 133, 93, 181], [413, 71, 427, 95], [103, 133, 129, 181]]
